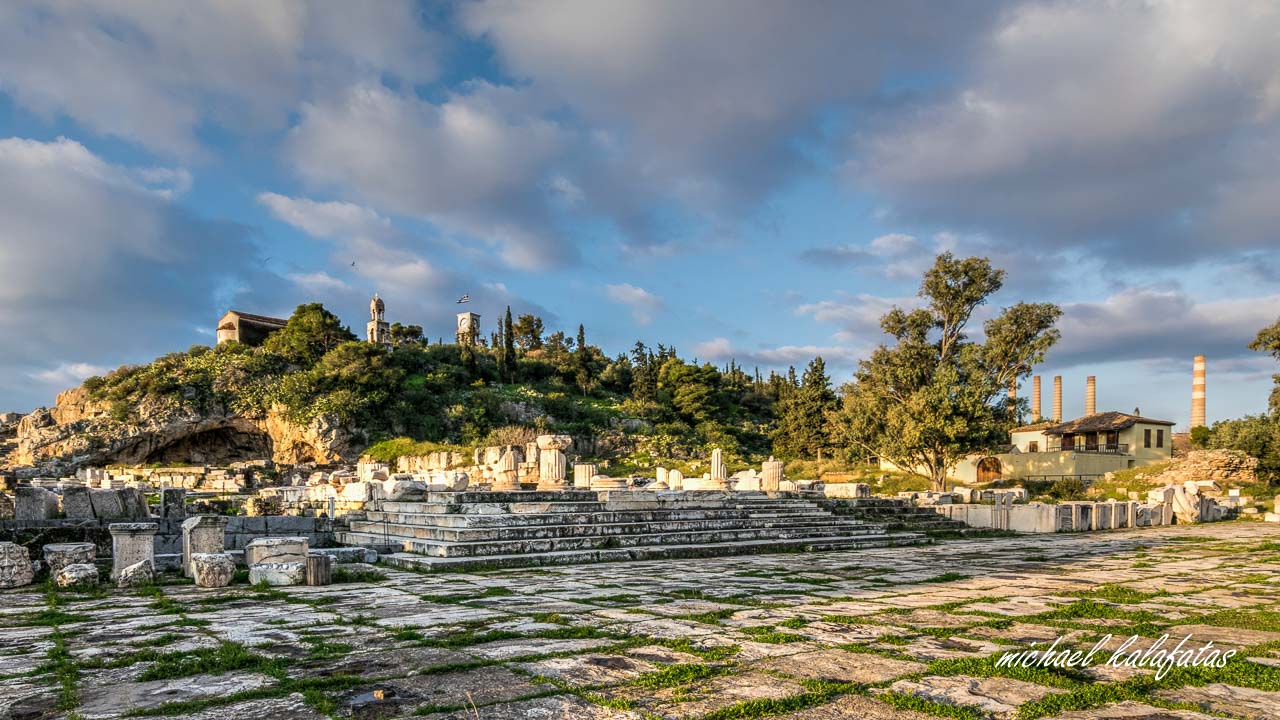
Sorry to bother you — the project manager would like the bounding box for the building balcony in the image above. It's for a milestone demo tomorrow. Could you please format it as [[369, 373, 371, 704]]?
[[1044, 443, 1129, 455]]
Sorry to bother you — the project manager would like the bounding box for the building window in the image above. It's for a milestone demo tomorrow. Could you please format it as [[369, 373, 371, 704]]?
[[1029, 441, 1039, 452], [1157, 429, 1164, 448], [1144, 429, 1152, 448]]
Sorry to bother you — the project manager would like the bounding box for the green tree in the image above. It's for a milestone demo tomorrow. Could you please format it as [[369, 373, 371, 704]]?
[[263, 303, 356, 366], [773, 356, 835, 459], [512, 313, 544, 352], [388, 322, 424, 346], [828, 253, 1062, 490], [1250, 317, 1280, 413], [501, 306, 517, 382]]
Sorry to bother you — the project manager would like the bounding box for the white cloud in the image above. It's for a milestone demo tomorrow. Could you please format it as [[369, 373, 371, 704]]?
[[462, 0, 1002, 249], [283, 82, 574, 269], [30, 362, 110, 387], [0, 1, 442, 157], [693, 337, 860, 370], [0, 136, 263, 410], [857, 0, 1280, 263], [605, 283, 664, 325], [1049, 288, 1280, 369]]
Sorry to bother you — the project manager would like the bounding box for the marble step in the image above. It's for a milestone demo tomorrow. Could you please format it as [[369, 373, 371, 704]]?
[[362, 507, 834, 528], [338, 523, 889, 557], [347, 516, 874, 542], [376, 532, 931, 572]]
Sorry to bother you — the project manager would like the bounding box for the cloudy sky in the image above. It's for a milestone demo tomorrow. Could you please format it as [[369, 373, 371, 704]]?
[[1, 0, 1278, 427]]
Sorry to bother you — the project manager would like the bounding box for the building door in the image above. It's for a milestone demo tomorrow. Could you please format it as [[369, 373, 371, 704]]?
[[977, 457, 1002, 483]]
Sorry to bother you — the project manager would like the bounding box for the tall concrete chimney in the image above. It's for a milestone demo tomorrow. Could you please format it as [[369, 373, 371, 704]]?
[[1052, 375, 1063, 422], [1191, 355, 1206, 428], [1032, 375, 1042, 420], [1085, 376, 1097, 415]]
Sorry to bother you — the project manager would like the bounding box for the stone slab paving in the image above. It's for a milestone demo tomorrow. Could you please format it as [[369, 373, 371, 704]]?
[[1, 522, 1279, 719]]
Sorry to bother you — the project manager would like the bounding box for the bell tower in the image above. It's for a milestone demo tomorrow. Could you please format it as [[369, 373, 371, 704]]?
[[456, 311, 480, 345], [367, 294, 390, 345]]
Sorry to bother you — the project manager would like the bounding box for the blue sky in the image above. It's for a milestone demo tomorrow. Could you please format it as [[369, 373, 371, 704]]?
[[1, 1, 1278, 428]]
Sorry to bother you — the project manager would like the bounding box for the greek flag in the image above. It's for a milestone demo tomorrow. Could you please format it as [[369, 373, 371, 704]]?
[[456, 294, 470, 304]]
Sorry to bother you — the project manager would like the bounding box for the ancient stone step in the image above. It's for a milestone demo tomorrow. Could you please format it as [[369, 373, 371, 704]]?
[[375, 532, 930, 572], [347, 516, 877, 543], [362, 506, 834, 528], [339, 522, 889, 557]]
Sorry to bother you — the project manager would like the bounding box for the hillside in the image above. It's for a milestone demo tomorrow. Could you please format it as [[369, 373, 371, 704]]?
[[8, 303, 840, 473]]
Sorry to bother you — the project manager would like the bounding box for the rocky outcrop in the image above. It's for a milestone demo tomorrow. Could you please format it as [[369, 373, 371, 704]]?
[[10, 386, 360, 471], [1148, 449, 1259, 487]]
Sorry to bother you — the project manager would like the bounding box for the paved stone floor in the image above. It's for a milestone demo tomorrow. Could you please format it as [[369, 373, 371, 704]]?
[[3, 523, 1280, 720]]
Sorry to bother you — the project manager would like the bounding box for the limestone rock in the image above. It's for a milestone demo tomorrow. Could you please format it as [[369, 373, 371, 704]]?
[[0, 493, 12, 519], [191, 553, 236, 589], [0, 542, 34, 588], [43, 542, 96, 576], [54, 563, 99, 588], [13, 383, 359, 472], [116, 558, 154, 588], [250, 561, 306, 586]]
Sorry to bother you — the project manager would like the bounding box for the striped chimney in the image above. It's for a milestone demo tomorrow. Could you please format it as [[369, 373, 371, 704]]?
[[1032, 375, 1042, 420], [1052, 375, 1063, 422], [1191, 355, 1206, 428], [1085, 376, 1097, 415]]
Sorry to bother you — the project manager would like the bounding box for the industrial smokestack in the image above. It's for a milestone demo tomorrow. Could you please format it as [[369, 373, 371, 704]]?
[[1032, 375, 1042, 420], [1191, 355, 1206, 428], [1052, 375, 1063, 422], [1085, 376, 1097, 415]]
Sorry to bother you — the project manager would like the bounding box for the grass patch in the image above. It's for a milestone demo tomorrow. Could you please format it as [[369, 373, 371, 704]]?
[[921, 572, 968, 584], [331, 565, 388, 583], [739, 625, 808, 644], [631, 662, 726, 690], [877, 690, 987, 720], [136, 641, 282, 681], [1069, 584, 1168, 604]]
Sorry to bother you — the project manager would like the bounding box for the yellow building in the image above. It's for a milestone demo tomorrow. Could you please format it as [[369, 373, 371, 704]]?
[[953, 411, 1174, 484], [215, 310, 287, 346]]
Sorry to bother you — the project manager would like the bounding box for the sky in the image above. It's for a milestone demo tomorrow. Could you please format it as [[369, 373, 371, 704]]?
[[0, 0, 1278, 428]]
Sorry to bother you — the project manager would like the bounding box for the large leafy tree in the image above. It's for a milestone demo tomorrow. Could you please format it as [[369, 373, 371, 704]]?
[[263, 303, 356, 367], [1250, 317, 1280, 413], [829, 253, 1062, 490]]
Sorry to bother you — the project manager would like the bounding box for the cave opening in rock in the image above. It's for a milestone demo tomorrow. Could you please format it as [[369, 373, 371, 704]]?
[[143, 426, 274, 465]]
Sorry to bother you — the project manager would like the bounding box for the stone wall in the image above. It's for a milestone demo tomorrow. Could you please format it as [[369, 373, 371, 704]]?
[[0, 515, 333, 557]]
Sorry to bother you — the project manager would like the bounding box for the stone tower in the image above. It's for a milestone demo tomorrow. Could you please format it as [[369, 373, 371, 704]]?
[[456, 311, 480, 345], [367, 294, 390, 345]]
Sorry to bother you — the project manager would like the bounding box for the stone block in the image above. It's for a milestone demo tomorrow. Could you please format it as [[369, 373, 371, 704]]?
[[383, 479, 428, 501], [55, 563, 98, 588], [61, 485, 95, 519], [116, 559, 154, 587], [43, 542, 96, 576], [0, 542, 34, 588], [160, 488, 186, 518], [311, 547, 378, 564], [191, 553, 236, 588], [0, 493, 12, 519], [182, 515, 229, 577], [117, 487, 152, 520], [15, 486, 60, 520], [89, 489, 125, 519], [249, 561, 306, 586], [306, 553, 333, 586], [109, 522, 158, 581], [244, 536, 309, 566]]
